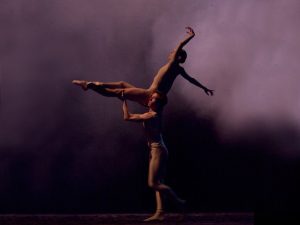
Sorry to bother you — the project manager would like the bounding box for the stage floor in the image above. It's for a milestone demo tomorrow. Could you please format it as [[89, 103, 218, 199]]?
[[0, 213, 253, 225]]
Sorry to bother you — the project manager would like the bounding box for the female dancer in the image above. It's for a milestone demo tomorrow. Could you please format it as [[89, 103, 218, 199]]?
[[73, 27, 213, 107]]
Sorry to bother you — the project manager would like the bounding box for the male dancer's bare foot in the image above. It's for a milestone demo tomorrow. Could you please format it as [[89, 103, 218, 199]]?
[[72, 80, 89, 91], [143, 210, 165, 222]]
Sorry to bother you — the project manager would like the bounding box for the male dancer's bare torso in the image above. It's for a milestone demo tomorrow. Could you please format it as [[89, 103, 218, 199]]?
[[143, 113, 164, 145]]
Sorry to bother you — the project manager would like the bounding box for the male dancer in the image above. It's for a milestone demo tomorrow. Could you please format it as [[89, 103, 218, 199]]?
[[122, 91, 185, 222], [73, 27, 213, 106]]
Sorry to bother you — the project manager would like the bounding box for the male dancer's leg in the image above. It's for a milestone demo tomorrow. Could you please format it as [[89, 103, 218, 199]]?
[[145, 147, 185, 221], [143, 191, 164, 222], [148, 148, 182, 203], [144, 148, 166, 222]]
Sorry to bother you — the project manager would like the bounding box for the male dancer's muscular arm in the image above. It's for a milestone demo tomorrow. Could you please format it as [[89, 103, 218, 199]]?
[[170, 27, 195, 62], [122, 100, 156, 122]]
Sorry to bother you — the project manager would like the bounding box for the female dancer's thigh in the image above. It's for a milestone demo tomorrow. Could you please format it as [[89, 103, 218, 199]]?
[[123, 88, 152, 106]]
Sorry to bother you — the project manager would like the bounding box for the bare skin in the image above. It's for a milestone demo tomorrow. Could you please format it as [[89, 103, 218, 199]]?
[[73, 27, 214, 106], [122, 92, 185, 222]]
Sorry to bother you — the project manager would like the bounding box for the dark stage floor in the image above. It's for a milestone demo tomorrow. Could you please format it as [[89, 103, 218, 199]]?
[[0, 213, 253, 225]]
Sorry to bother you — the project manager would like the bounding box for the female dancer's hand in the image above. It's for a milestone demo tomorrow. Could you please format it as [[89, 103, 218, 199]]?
[[185, 26, 195, 36]]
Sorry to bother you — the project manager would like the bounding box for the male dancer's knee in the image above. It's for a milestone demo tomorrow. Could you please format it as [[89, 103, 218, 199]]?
[[148, 180, 161, 190]]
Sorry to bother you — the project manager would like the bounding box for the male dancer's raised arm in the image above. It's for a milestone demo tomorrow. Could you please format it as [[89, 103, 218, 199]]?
[[122, 98, 156, 122]]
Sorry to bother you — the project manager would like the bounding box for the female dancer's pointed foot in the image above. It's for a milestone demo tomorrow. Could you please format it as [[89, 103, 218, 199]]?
[[72, 80, 89, 91], [143, 211, 165, 222]]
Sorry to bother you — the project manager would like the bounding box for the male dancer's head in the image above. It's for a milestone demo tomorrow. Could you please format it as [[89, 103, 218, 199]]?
[[148, 91, 168, 112]]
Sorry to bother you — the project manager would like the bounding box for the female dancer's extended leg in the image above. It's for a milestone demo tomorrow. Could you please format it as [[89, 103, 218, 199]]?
[[72, 80, 151, 106], [96, 81, 136, 89]]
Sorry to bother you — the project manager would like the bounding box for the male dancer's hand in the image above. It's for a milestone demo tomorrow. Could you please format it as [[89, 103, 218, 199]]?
[[120, 90, 125, 100]]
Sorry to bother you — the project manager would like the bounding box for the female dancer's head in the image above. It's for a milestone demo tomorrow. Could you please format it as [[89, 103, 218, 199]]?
[[168, 49, 187, 64]]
